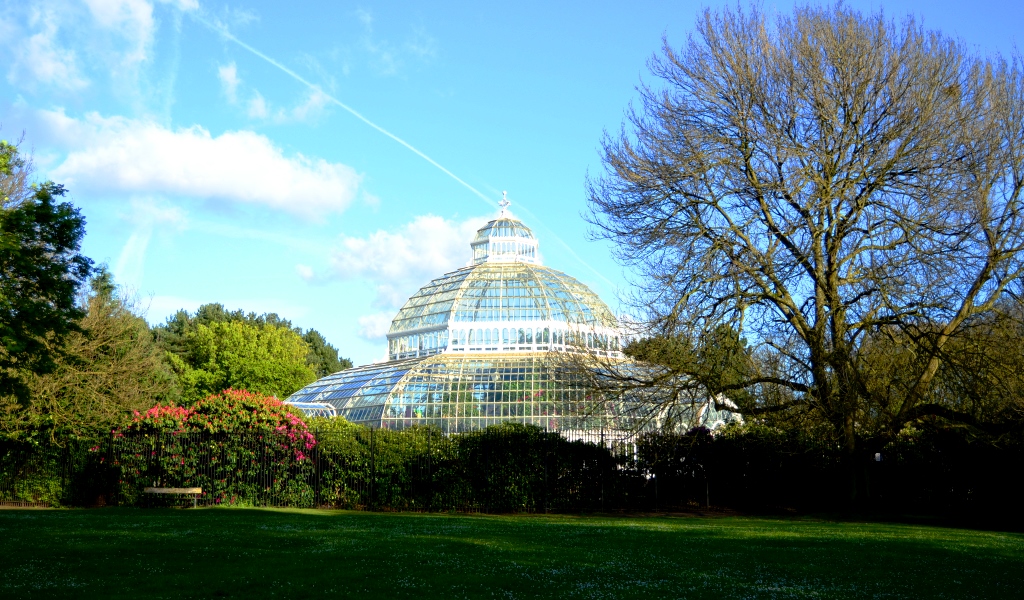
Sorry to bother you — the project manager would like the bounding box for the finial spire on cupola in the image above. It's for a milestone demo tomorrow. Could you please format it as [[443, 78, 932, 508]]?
[[470, 195, 539, 265], [499, 191, 511, 215]]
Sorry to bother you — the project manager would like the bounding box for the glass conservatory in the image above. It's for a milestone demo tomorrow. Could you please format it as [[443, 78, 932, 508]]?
[[286, 199, 739, 438]]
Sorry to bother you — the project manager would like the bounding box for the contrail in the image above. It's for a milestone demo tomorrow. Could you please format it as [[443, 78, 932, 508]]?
[[193, 13, 618, 291], [195, 13, 495, 210]]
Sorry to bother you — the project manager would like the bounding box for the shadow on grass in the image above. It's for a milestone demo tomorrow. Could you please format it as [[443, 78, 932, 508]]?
[[1, 508, 1022, 599]]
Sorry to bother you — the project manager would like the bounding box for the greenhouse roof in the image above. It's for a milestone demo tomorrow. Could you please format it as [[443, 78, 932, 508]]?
[[388, 262, 619, 336]]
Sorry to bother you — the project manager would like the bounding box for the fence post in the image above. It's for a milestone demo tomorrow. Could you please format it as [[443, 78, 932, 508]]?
[[314, 433, 321, 508], [369, 426, 376, 510], [427, 427, 432, 512], [600, 429, 606, 513], [543, 435, 549, 513]]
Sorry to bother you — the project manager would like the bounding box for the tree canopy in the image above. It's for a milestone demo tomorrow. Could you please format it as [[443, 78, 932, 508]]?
[[156, 303, 350, 380], [2, 268, 175, 440], [155, 303, 349, 403], [0, 142, 93, 403], [588, 4, 1024, 461]]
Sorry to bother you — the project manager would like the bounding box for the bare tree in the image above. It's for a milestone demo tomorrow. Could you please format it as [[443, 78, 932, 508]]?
[[587, 5, 1024, 466]]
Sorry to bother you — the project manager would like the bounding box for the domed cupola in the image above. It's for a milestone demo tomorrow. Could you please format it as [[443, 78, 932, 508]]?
[[470, 193, 539, 264], [382, 194, 623, 361]]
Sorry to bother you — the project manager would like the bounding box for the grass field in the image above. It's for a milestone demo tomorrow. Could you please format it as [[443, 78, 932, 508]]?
[[1, 508, 1022, 599]]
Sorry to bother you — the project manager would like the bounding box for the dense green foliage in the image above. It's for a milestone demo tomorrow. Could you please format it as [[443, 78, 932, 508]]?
[[0, 175, 93, 403], [155, 303, 350, 402], [8, 417, 1019, 526], [12, 268, 176, 440], [2, 509, 1022, 598], [165, 320, 316, 403], [302, 328, 352, 377]]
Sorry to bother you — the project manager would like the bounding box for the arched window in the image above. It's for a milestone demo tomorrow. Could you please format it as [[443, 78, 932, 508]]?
[[502, 328, 509, 345], [543, 327, 550, 343], [492, 328, 499, 345], [468, 329, 475, 344], [484, 328, 491, 345], [526, 328, 533, 344], [518, 328, 526, 344]]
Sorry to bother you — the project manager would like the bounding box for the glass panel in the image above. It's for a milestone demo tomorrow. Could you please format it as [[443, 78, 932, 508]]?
[[390, 262, 618, 334]]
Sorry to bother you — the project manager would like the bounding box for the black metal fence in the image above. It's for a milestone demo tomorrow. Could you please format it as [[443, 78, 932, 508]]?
[[2, 424, 1021, 522]]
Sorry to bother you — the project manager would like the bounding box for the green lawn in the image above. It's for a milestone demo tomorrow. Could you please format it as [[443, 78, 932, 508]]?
[[0, 508, 1021, 599]]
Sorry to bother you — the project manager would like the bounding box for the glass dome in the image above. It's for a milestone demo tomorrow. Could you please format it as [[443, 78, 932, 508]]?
[[286, 352, 740, 437], [386, 210, 622, 361], [286, 201, 739, 437]]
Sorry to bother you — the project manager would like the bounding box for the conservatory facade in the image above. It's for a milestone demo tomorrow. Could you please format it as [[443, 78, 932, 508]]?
[[286, 200, 738, 438]]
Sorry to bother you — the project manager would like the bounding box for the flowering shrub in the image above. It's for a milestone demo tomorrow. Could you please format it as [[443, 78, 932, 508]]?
[[122, 389, 316, 459], [113, 389, 316, 506]]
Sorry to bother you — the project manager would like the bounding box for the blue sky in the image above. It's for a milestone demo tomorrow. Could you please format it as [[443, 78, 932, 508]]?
[[1, 0, 1020, 366]]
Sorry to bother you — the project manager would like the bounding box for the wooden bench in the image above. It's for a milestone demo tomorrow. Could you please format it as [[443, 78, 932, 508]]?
[[143, 487, 202, 508]]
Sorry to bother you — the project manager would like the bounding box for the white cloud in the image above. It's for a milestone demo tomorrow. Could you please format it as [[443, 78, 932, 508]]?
[[290, 89, 330, 122], [4, 0, 197, 97], [351, 9, 435, 77], [163, 0, 199, 11], [241, 88, 329, 123], [125, 196, 188, 229], [39, 109, 362, 218], [218, 62, 240, 103], [328, 214, 483, 307], [82, 0, 155, 67], [354, 9, 373, 28], [246, 92, 268, 118], [7, 8, 88, 91], [217, 60, 328, 123], [357, 312, 392, 341], [295, 264, 314, 281]]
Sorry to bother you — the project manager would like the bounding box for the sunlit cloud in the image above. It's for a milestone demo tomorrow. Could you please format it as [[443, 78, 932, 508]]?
[[246, 92, 269, 118], [6, 7, 89, 92], [4, 0, 198, 91], [217, 61, 240, 103], [325, 214, 483, 307], [82, 0, 155, 67], [38, 109, 362, 218], [357, 312, 392, 341]]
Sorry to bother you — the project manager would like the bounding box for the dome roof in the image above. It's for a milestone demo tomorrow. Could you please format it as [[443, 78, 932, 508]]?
[[286, 352, 742, 435], [472, 217, 536, 243], [470, 212, 539, 265], [388, 262, 619, 336]]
